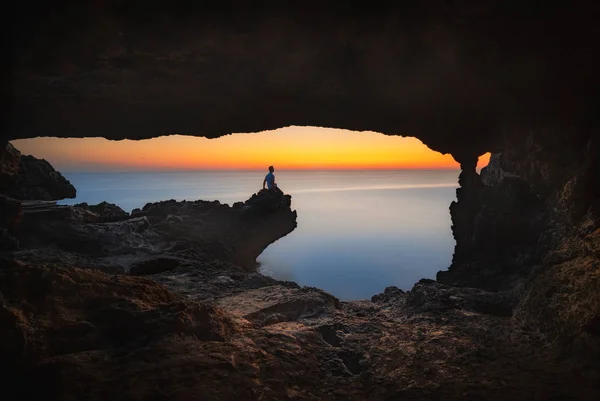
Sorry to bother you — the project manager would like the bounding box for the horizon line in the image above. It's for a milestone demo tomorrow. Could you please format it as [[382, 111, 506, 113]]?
[[59, 167, 464, 173]]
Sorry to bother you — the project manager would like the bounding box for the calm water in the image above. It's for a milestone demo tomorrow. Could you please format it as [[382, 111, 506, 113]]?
[[60, 170, 459, 300]]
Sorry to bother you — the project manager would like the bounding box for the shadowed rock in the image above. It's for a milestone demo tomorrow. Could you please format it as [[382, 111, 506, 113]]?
[[3, 159, 600, 399], [0, 143, 75, 201], [0, 194, 22, 251], [138, 192, 297, 270], [0, 258, 238, 400], [407, 279, 516, 317], [129, 257, 182, 276], [3, 3, 600, 397], [8, 3, 597, 164], [17, 190, 297, 273], [74, 201, 129, 222]]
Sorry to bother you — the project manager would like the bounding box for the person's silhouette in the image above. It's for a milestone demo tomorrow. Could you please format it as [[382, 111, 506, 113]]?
[[263, 166, 277, 190]]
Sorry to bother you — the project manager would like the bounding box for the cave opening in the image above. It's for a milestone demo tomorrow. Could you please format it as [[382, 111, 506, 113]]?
[[10, 127, 489, 300], [4, 3, 600, 398]]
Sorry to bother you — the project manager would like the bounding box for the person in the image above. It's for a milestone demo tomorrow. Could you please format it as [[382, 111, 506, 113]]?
[[263, 165, 277, 190]]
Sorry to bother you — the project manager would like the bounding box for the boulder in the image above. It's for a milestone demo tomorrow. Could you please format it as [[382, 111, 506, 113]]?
[[74, 201, 129, 221], [407, 279, 516, 317], [0, 143, 76, 201]]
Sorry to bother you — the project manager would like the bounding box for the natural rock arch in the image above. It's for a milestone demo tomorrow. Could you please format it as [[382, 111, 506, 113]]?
[[7, 1, 598, 164], [3, 3, 600, 398]]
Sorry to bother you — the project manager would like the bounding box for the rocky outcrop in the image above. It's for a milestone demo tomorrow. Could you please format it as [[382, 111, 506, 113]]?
[[74, 201, 129, 221], [133, 190, 297, 270], [0, 143, 76, 201], [3, 1, 600, 397], [439, 129, 600, 370], [17, 190, 297, 273], [439, 162, 543, 291], [2, 160, 600, 399]]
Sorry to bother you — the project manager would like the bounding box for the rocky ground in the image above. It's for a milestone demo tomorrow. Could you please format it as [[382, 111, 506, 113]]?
[[6, 3, 600, 398], [2, 186, 599, 400]]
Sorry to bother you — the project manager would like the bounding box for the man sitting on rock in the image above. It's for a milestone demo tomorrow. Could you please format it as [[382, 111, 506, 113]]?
[[256, 165, 283, 202], [263, 165, 278, 191]]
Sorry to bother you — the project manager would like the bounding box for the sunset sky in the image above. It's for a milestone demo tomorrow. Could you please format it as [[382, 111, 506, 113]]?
[[11, 126, 490, 171]]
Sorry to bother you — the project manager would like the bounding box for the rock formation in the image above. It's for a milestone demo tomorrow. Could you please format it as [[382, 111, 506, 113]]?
[[4, 2, 600, 399], [3, 174, 599, 400], [8, 2, 597, 158], [0, 194, 22, 251], [74, 201, 129, 222], [438, 130, 600, 372], [1, 143, 76, 201]]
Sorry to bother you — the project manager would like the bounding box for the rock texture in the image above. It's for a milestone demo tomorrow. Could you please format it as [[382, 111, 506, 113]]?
[[8, 2, 598, 161], [439, 130, 600, 372], [18, 192, 297, 273], [2, 130, 600, 398], [3, 190, 599, 400], [74, 201, 129, 222], [0, 194, 22, 251], [0, 143, 75, 201], [4, 2, 600, 398]]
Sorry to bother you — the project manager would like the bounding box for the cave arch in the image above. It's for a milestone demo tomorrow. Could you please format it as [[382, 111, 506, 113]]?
[[7, 1, 597, 166], [4, 0, 600, 373]]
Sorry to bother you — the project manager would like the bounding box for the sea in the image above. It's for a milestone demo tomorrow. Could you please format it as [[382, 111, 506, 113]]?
[[59, 169, 459, 300]]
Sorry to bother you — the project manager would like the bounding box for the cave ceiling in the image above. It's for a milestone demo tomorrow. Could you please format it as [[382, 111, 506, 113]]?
[[6, 1, 598, 164]]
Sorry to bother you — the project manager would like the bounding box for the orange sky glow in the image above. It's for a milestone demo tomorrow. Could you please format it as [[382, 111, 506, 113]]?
[[11, 126, 490, 172]]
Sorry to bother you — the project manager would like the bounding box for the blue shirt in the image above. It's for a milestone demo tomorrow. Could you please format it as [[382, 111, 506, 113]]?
[[265, 172, 275, 189]]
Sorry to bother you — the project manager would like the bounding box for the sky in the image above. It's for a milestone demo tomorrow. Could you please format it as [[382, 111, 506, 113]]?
[[11, 126, 490, 172]]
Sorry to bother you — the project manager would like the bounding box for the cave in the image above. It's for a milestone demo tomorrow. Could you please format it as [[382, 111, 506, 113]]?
[[2, 2, 600, 400]]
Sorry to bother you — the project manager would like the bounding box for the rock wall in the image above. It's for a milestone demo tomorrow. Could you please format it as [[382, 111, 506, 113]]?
[[439, 128, 600, 366], [0, 194, 22, 251], [1, 143, 76, 201]]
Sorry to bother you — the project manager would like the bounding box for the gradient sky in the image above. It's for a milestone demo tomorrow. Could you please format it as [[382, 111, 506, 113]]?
[[11, 126, 490, 171]]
